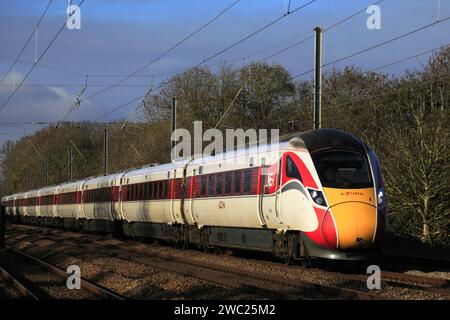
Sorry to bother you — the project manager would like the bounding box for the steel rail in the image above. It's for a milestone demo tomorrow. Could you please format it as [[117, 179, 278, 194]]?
[[0, 263, 40, 300], [9, 224, 450, 299], [5, 245, 126, 300]]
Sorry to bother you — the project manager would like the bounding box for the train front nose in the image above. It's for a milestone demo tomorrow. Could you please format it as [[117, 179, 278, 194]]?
[[323, 188, 377, 250]]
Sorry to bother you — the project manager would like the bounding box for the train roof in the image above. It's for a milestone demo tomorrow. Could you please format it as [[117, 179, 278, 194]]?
[[188, 129, 362, 166], [83, 172, 123, 184], [189, 141, 288, 167], [39, 185, 59, 195], [25, 189, 40, 196], [123, 161, 186, 178], [292, 129, 366, 154], [57, 180, 84, 192], [14, 192, 27, 199], [3, 129, 367, 198]]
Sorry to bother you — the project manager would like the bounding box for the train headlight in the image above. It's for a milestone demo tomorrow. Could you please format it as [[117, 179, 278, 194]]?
[[308, 189, 327, 207], [377, 189, 384, 206]]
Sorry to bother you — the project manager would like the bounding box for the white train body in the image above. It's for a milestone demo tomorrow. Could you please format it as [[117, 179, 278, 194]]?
[[1, 129, 387, 261]]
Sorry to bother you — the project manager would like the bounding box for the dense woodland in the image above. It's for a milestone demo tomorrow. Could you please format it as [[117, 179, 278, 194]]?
[[1, 47, 449, 246]]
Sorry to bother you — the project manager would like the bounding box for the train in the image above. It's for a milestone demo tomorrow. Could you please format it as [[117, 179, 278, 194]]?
[[1, 129, 387, 265]]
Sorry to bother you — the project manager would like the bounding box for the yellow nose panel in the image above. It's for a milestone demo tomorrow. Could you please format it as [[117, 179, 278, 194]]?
[[324, 188, 377, 249]]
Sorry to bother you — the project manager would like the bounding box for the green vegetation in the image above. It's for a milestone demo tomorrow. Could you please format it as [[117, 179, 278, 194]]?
[[1, 47, 449, 246]]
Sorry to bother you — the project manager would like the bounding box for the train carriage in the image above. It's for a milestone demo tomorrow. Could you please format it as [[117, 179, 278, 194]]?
[[55, 180, 84, 230], [120, 162, 185, 238], [15, 192, 27, 221], [10, 195, 17, 218], [1, 195, 14, 217], [1, 129, 387, 263], [24, 189, 39, 224], [80, 173, 123, 233], [38, 186, 58, 226], [184, 145, 276, 231]]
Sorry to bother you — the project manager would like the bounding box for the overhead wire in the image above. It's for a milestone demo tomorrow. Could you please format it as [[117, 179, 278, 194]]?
[[292, 16, 450, 79], [85, 0, 241, 101], [0, 0, 54, 86], [259, 0, 385, 61], [88, 0, 317, 121], [192, 0, 317, 68], [55, 76, 89, 127], [0, 0, 87, 114]]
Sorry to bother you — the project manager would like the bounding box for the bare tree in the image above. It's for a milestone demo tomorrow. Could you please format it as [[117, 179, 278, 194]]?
[[380, 86, 449, 244]]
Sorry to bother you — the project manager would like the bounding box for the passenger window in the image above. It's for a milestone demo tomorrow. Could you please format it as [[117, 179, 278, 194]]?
[[225, 173, 232, 194], [216, 174, 223, 194], [286, 155, 302, 182], [244, 170, 252, 193], [158, 182, 163, 198], [208, 175, 215, 196], [200, 176, 207, 196], [234, 171, 241, 194], [151, 182, 156, 199], [163, 181, 168, 198]]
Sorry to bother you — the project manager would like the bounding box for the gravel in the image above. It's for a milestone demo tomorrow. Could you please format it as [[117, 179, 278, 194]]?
[[405, 270, 450, 280], [5, 224, 450, 300]]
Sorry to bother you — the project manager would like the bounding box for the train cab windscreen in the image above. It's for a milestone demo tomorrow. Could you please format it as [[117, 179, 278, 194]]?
[[312, 151, 373, 189]]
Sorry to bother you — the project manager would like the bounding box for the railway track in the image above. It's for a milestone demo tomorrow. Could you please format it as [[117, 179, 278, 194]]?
[[6, 235, 381, 300], [6, 230, 383, 300], [381, 271, 450, 296], [380, 254, 450, 270], [125, 247, 449, 299], [0, 245, 126, 300], [127, 249, 384, 300], [0, 258, 39, 300], [307, 267, 450, 297], [6, 224, 450, 299]]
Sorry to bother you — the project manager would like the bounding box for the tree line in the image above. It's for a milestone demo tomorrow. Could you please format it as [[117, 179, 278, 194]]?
[[1, 47, 449, 246]]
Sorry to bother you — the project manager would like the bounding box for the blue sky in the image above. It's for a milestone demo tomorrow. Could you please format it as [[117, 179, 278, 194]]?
[[0, 0, 449, 146]]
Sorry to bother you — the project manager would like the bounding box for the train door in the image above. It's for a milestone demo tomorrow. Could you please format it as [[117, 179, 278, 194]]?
[[170, 169, 178, 223], [52, 191, 58, 218], [110, 178, 122, 221], [174, 164, 193, 225], [188, 169, 197, 225], [257, 166, 268, 227], [36, 190, 41, 218], [275, 158, 283, 224], [277, 152, 317, 232], [259, 158, 282, 229], [79, 181, 87, 219], [117, 171, 130, 222], [187, 174, 196, 224], [54, 187, 60, 218]]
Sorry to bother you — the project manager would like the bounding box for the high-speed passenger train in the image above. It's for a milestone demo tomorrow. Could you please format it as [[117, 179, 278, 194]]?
[[1, 129, 387, 263]]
